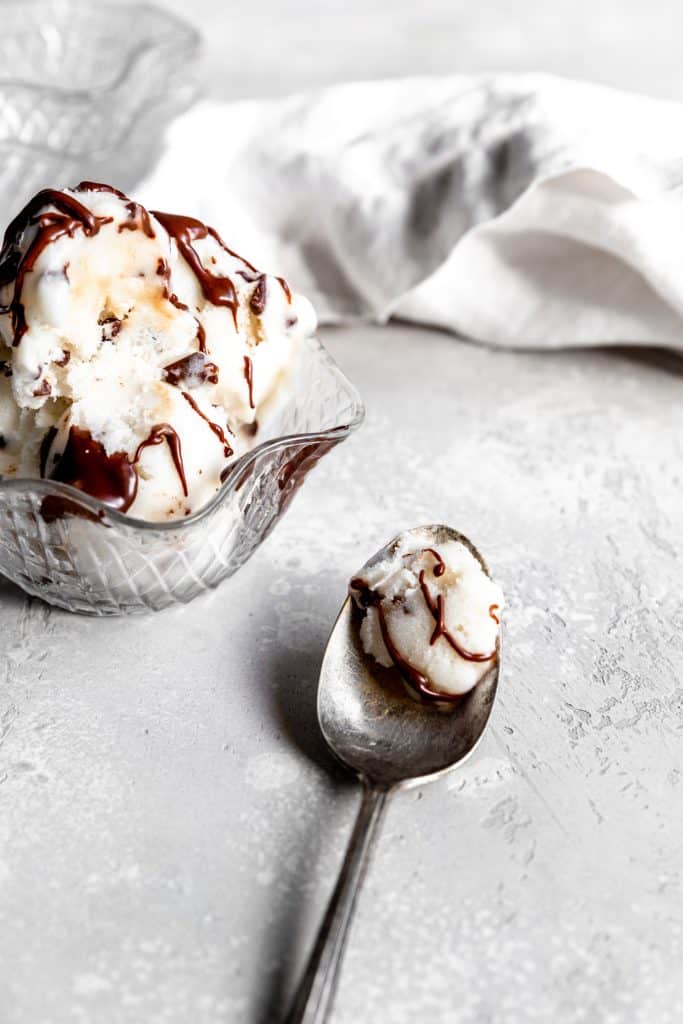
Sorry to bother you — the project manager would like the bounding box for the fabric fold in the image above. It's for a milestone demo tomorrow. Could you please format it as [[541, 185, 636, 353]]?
[[138, 73, 683, 348]]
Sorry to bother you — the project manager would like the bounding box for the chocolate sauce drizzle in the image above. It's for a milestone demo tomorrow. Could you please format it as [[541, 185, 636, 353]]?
[[276, 276, 292, 303], [195, 321, 207, 354], [243, 355, 255, 409], [157, 258, 189, 313], [376, 604, 445, 701], [100, 316, 121, 341], [74, 182, 155, 239], [250, 275, 267, 315], [417, 552, 497, 663], [152, 211, 240, 327], [119, 200, 155, 239], [423, 547, 445, 576], [42, 420, 192, 514], [355, 548, 498, 703], [181, 390, 233, 457], [0, 184, 290, 382], [0, 190, 113, 347], [163, 352, 218, 388], [419, 578, 496, 660], [155, 254, 207, 352], [47, 426, 138, 513], [169, 293, 189, 312], [349, 576, 378, 609], [134, 424, 187, 497], [75, 182, 126, 199], [156, 256, 176, 302], [246, 272, 292, 310], [236, 269, 258, 286]]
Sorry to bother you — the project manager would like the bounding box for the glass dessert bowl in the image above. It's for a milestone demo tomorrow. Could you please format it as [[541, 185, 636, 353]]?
[[0, 335, 363, 614]]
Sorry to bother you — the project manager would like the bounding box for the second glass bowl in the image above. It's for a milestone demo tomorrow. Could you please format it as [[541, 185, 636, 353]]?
[[0, 0, 201, 225]]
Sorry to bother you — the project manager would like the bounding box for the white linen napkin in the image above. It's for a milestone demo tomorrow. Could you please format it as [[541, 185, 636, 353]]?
[[137, 73, 683, 348]]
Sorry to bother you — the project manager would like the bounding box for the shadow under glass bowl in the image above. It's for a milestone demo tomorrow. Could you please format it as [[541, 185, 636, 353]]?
[[0, 336, 364, 615], [0, 0, 201, 224]]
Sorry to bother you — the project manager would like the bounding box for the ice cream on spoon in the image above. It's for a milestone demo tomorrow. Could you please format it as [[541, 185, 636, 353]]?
[[350, 527, 503, 701], [0, 182, 316, 521]]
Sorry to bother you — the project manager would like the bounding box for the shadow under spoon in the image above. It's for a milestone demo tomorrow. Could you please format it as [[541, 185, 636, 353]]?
[[284, 524, 502, 1024]]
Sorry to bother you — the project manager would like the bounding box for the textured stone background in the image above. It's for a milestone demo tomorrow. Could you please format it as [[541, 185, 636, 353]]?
[[2, 3, 683, 1023]]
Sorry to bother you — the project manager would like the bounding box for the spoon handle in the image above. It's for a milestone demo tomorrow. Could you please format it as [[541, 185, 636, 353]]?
[[284, 782, 390, 1024]]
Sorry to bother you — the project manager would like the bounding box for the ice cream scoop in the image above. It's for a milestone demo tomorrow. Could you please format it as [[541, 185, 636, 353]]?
[[0, 182, 316, 521], [350, 527, 503, 700]]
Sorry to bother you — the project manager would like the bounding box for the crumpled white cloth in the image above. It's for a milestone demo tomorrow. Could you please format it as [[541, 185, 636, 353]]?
[[138, 73, 683, 348]]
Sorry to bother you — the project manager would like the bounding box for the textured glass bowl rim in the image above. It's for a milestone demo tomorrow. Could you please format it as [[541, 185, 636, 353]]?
[[0, 335, 365, 533], [0, 0, 201, 99]]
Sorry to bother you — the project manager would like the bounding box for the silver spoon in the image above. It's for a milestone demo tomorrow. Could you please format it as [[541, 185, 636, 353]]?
[[285, 525, 502, 1024]]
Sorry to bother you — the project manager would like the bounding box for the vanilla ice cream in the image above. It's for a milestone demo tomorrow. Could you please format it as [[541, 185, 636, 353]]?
[[0, 182, 316, 520], [350, 530, 503, 700]]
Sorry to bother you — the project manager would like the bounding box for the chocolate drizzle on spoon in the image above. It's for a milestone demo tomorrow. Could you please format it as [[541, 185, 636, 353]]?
[[0, 190, 113, 347], [419, 552, 493, 663], [423, 547, 445, 576], [375, 603, 453, 703], [134, 424, 187, 497], [353, 547, 498, 703]]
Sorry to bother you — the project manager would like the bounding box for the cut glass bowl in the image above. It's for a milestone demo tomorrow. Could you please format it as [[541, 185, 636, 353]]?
[[0, 337, 364, 615]]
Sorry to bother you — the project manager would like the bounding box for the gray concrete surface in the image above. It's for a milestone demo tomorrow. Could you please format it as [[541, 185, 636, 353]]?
[[2, 326, 682, 1023], [2, 2, 683, 1022]]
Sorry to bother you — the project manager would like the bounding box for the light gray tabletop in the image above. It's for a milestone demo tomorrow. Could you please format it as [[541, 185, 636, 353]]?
[[2, 3, 683, 1023]]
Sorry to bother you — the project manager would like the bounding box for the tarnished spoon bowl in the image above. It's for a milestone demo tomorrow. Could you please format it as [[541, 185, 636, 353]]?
[[286, 525, 502, 1024]]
